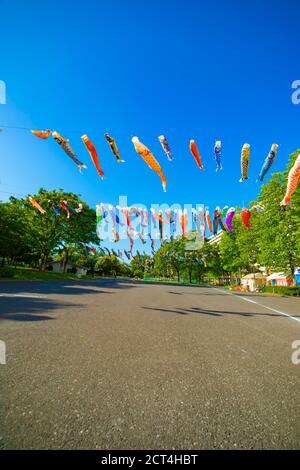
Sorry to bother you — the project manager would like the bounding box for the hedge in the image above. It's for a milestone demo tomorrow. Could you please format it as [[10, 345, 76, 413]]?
[[264, 286, 300, 297]]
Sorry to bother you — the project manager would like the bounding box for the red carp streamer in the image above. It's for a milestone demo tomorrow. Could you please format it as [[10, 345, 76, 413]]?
[[81, 134, 104, 179], [190, 140, 204, 170], [31, 129, 51, 139]]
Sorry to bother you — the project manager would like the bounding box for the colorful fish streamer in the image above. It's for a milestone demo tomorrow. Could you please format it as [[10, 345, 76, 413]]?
[[205, 208, 213, 233], [60, 200, 71, 218], [31, 129, 51, 139], [239, 143, 250, 182], [49, 200, 59, 217], [280, 153, 300, 208], [257, 144, 278, 182], [132, 137, 167, 192], [214, 140, 222, 171], [158, 135, 173, 161], [180, 209, 188, 237], [190, 140, 204, 170], [29, 197, 46, 214], [105, 133, 125, 162], [52, 131, 87, 172], [225, 207, 236, 233], [81, 134, 104, 179], [240, 208, 252, 228], [213, 206, 226, 234]]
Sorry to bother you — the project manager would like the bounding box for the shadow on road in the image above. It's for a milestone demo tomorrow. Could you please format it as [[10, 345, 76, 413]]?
[[0, 296, 82, 322], [142, 306, 300, 318]]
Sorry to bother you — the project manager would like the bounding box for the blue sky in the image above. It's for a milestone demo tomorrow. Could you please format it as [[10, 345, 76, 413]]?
[[0, 0, 299, 252]]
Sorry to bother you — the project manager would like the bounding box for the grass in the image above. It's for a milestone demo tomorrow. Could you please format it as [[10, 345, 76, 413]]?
[[0, 266, 92, 281]]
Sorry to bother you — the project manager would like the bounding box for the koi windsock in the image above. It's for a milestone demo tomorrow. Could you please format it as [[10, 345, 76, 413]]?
[[280, 154, 300, 207], [214, 140, 222, 171], [225, 207, 236, 233], [190, 140, 204, 170], [49, 200, 59, 217], [81, 134, 104, 179], [60, 200, 71, 218], [205, 209, 213, 233], [180, 209, 188, 237], [221, 205, 229, 218], [31, 129, 51, 139], [158, 135, 173, 161], [105, 133, 125, 162], [241, 208, 252, 228], [132, 137, 167, 192], [29, 197, 46, 214], [257, 144, 278, 182], [52, 131, 87, 172], [239, 144, 250, 182]]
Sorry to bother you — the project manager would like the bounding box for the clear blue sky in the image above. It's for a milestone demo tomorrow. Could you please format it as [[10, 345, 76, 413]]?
[[0, 0, 299, 251]]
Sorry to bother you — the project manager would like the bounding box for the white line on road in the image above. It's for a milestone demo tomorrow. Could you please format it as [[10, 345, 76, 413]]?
[[213, 288, 300, 324]]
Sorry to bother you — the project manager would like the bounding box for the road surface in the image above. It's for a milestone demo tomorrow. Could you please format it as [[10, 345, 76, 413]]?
[[0, 278, 300, 449]]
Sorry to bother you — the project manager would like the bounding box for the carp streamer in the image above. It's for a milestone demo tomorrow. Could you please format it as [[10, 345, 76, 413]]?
[[190, 140, 204, 170], [105, 133, 125, 162], [31, 129, 51, 139], [29, 197, 46, 214], [225, 207, 236, 233], [239, 143, 250, 182], [52, 131, 87, 172], [280, 153, 300, 208], [257, 144, 278, 182], [158, 135, 173, 161], [214, 140, 222, 171], [81, 134, 104, 179], [240, 208, 252, 228], [132, 136, 167, 192]]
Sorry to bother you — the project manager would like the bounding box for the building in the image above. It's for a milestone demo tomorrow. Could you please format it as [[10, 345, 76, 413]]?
[[207, 230, 223, 245], [266, 272, 294, 287], [241, 273, 266, 292], [52, 262, 87, 277]]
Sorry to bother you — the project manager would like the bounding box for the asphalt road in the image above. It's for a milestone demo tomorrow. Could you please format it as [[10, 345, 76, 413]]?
[[0, 278, 300, 450]]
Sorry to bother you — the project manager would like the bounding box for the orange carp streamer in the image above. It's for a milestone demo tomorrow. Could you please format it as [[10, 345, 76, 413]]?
[[180, 209, 188, 237], [190, 139, 204, 170], [132, 136, 167, 192], [81, 134, 104, 179], [29, 197, 46, 214], [280, 154, 300, 207], [31, 129, 51, 139], [205, 209, 213, 233], [241, 208, 252, 228]]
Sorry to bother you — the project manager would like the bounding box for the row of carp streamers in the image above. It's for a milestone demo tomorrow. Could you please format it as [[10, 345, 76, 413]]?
[[95, 203, 269, 258], [24, 129, 300, 204]]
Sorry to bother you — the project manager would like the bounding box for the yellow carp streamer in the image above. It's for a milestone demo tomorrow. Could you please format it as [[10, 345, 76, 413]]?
[[105, 133, 125, 162], [239, 143, 250, 182], [280, 154, 300, 207], [29, 197, 46, 214], [31, 129, 51, 139], [132, 136, 167, 192]]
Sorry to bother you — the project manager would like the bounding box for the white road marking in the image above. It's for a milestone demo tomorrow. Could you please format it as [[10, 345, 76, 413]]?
[[212, 287, 300, 324]]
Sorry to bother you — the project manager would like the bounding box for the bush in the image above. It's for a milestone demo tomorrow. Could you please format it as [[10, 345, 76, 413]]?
[[0, 267, 15, 278], [264, 286, 300, 297]]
